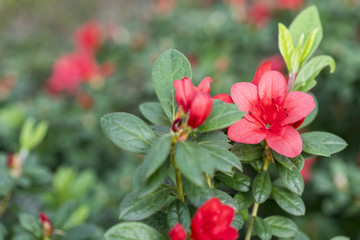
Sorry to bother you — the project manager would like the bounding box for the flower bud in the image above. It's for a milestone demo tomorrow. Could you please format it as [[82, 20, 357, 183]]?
[[169, 223, 187, 240], [39, 212, 53, 238]]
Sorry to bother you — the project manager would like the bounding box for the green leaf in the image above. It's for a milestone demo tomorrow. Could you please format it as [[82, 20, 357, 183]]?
[[213, 189, 237, 210], [232, 143, 263, 162], [277, 163, 304, 195], [0, 168, 14, 196], [264, 216, 298, 238], [293, 55, 335, 92], [101, 112, 157, 154], [183, 178, 214, 207], [301, 131, 347, 157], [272, 186, 305, 216], [63, 205, 90, 229], [140, 102, 171, 126], [291, 231, 311, 240], [234, 192, 254, 210], [119, 185, 172, 220], [19, 214, 42, 238], [278, 23, 294, 71], [62, 224, 101, 240], [216, 171, 250, 192], [105, 222, 166, 240], [152, 49, 192, 121], [175, 141, 216, 186], [254, 217, 272, 240], [299, 93, 318, 129], [289, 48, 301, 73], [251, 171, 272, 204], [142, 212, 169, 236], [20, 118, 48, 151], [195, 131, 231, 150], [272, 150, 296, 170], [300, 28, 318, 63], [197, 102, 245, 132], [203, 146, 243, 173], [329, 236, 350, 240], [167, 200, 191, 231], [289, 6, 322, 61], [232, 213, 245, 230]]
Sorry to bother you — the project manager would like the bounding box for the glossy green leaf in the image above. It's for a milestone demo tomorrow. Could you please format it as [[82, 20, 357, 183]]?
[[195, 131, 231, 150], [234, 192, 254, 210], [167, 200, 191, 231], [289, 6, 322, 61], [197, 102, 245, 132], [203, 146, 243, 173], [19, 214, 42, 238], [232, 143, 263, 162], [232, 213, 245, 230], [175, 141, 216, 186], [142, 212, 169, 236], [254, 217, 272, 240], [105, 222, 166, 240], [216, 171, 250, 192], [293, 55, 335, 92], [119, 185, 172, 220], [264, 216, 298, 238], [272, 150, 296, 170], [301, 131, 347, 157], [101, 112, 157, 154], [152, 49, 192, 121], [278, 23, 294, 71], [251, 171, 272, 204], [277, 163, 304, 195], [139, 102, 171, 126], [272, 186, 305, 216], [300, 28, 318, 63], [183, 178, 213, 207]]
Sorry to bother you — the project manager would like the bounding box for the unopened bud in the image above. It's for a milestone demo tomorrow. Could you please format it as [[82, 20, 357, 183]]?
[[6, 153, 22, 178], [39, 212, 53, 238]]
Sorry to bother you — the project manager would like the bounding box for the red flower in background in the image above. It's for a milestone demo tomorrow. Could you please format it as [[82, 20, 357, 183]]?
[[228, 66, 315, 157], [276, 0, 304, 10], [301, 157, 317, 183], [247, 2, 271, 28], [174, 77, 213, 129], [169, 198, 238, 240], [74, 21, 103, 54], [260, 54, 286, 73]]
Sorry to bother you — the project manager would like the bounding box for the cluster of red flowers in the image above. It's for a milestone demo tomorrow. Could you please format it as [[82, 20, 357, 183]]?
[[46, 21, 115, 95], [169, 198, 238, 240]]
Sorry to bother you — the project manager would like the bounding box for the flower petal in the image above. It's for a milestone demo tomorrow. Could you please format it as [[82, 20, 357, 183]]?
[[174, 77, 196, 112], [231, 82, 258, 112], [228, 118, 266, 144], [258, 71, 287, 105], [252, 61, 272, 86], [197, 77, 213, 94], [169, 223, 187, 240], [265, 125, 302, 158], [281, 91, 315, 126], [188, 93, 213, 129], [213, 93, 233, 104]]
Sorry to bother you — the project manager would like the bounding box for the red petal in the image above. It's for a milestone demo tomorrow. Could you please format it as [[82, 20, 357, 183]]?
[[281, 91, 315, 126], [228, 118, 266, 144], [188, 93, 213, 129], [265, 125, 302, 158], [258, 71, 287, 106], [292, 118, 305, 129], [231, 82, 258, 112], [252, 61, 272, 86], [174, 77, 196, 112], [169, 223, 187, 240], [213, 93, 233, 104], [197, 77, 213, 94]]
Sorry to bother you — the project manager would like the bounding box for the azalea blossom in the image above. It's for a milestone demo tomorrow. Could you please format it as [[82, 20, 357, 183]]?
[[213, 93, 233, 104], [169, 197, 238, 240], [74, 20, 103, 54], [174, 77, 213, 129], [228, 69, 315, 157], [39, 212, 53, 237]]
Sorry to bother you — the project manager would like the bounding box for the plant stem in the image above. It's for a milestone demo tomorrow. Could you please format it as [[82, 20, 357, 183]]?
[[171, 150, 185, 203], [244, 202, 259, 240], [287, 73, 297, 93], [0, 192, 11, 218]]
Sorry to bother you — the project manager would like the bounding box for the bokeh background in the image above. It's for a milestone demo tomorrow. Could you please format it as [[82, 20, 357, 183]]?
[[0, 0, 359, 239]]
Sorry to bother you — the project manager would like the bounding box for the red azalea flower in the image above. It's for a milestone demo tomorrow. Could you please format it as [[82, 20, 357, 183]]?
[[169, 223, 187, 240], [74, 21, 103, 54], [276, 0, 304, 11], [260, 55, 286, 73], [191, 198, 238, 240], [228, 70, 315, 157], [174, 77, 213, 129], [39, 212, 53, 237], [213, 93, 233, 104], [301, 157, 317, 183], [247, 2, 271, 29]]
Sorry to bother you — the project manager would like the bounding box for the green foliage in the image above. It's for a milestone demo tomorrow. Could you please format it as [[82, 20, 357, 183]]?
[[216, 171, 250, 192], [251, 171, 272, 204], [277, 163, 304, 195], [167, 200, 191, 231], [18, 214, 42, 238], [231, 143, 263, 162], [0, 167, 14, 196], [195, 131, 231, 150], [264, 216, 298, 238], [20, 118, 48, 151], [105, 222, 166, 240], [139, 102, 171, 126], [234, 192, 254, 211], [253, 217, 272, 240], [272, 186, 305, 216]]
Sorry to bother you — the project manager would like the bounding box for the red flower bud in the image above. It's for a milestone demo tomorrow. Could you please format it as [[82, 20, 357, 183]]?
[[169, 223, 187, 240], [174, 77, 197, 113], [39, 212, 53, 237], [187, 93, 213, 129]]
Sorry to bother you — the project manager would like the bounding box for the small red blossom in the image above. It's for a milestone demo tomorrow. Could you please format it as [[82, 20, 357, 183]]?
[[74, 21, 103, 54], [301, 157, 317, 183], [276, 0, 304, 11], [247, 2, 271, 29], [191, 198, 238, 240], [260, 55, 286, 73], [169, 223, 187, 240], [39, 212, 53, 237], [228, 70, 315, 158], [174, 77, 213, 129]]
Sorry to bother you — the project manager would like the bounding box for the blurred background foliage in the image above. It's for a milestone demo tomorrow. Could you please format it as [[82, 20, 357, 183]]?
[[0, 0, 359, 239]]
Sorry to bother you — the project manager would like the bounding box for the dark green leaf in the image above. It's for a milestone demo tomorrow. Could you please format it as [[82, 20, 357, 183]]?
[[183, 178, 214, 207], [105, 222, 166, 240], [0, 168, 14, 196], [254, 217, 272, 240], [19, 214, 42, 238], [252, 171, 272, 204], [167, 200, 191, 231], [272, 186, 305, 216], [277, 163, 304, 195], [119, 185, 173, 220], [150, 125, 170, 138], [152, 49, 192, 121], [232, 143, 263, 162], [101, 112, 157, 154], [203, 146, 243, 173], [232, 213, 245, 230], [301, 132, 347, 157], [264, 216, 298, 238], [140, 102, 171, 126], [142, 212, 169, 236], [175, 141, 216, 186], [62, 224, 101, 240], [195, 131, 231, 150], [329, 236, 350, 240], [197, 102, 245, 132], [234, 192, 254, 210], [216, 171, 250, 192], [272, 150, 296, 170]]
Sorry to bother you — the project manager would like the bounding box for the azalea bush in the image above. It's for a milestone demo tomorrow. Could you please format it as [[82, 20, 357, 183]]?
[[101, 6, 348, 240]]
